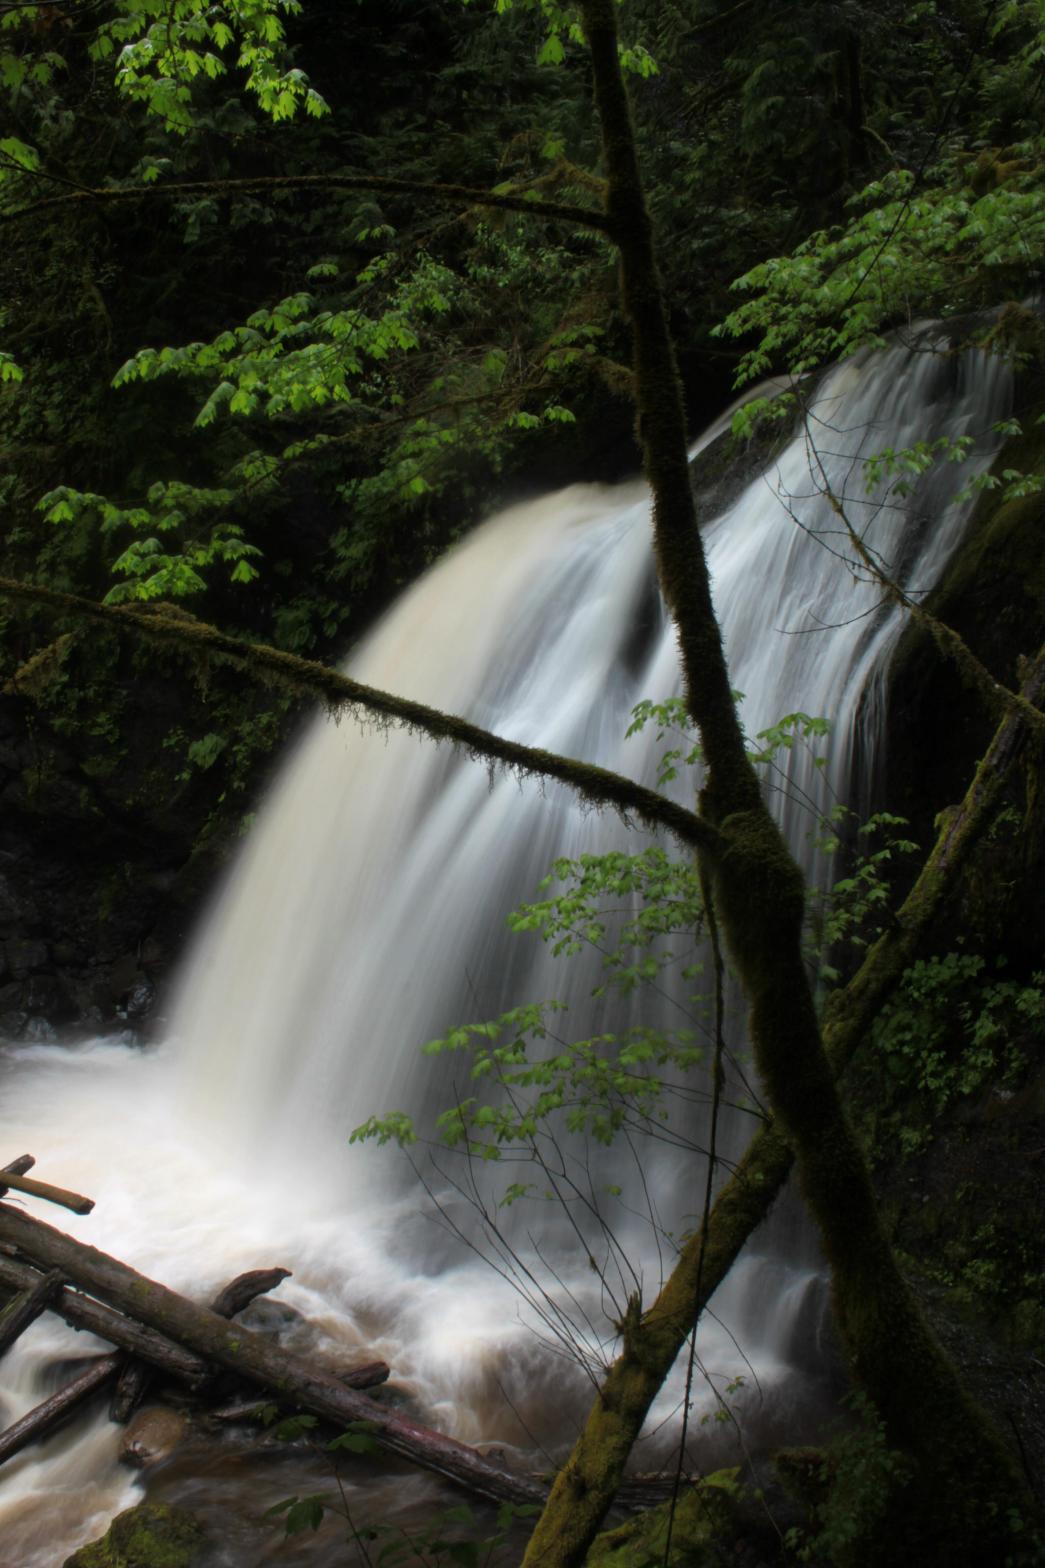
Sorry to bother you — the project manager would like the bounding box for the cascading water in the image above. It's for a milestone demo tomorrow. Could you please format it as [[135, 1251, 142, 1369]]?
[[0, 330, 1012, 1566]]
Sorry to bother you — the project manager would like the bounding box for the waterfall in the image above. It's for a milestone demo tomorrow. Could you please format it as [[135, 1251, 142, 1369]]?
[[0, 332, 1011, 1566]]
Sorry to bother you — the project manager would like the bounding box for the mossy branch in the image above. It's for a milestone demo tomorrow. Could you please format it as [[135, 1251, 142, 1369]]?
[[808, 445, 1045, 743], [0, 575, 721, 858], [1, 173, 615, 236], [520, 641, 1045, 1568]]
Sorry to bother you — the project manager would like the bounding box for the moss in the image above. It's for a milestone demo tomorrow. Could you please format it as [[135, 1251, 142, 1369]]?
[[63, 1502, 206, 1568], [586, 1471, 741, 1568]]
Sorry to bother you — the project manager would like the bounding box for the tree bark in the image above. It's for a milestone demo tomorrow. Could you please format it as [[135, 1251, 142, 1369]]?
[[516, 6, 1039, 1565], [112, 1264, 295, 1421], [0, 1155, 35, 1199], [0, 1204, 546, 1507], [0, 1255, 210, 1387], [1, 173, 614, 236], [208, 1267, 292, 1319], [0, 1268, 63, 1357], [0, 1168, 94, 1215], [0, 576, 721, 860]]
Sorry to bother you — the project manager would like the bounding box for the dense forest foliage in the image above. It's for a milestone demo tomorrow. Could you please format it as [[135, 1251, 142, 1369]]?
[[2, 0, 1041, 850], [1, 2, 1044, 1565]]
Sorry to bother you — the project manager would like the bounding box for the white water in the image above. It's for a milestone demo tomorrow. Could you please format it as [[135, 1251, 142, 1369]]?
[[0, 333, 1011, 1565]]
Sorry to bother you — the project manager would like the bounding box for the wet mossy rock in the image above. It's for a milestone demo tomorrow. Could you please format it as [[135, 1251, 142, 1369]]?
[[63, 1502, 207, 1568], [884, 369, 1045, 955], [586, 1469, 742, 1567]]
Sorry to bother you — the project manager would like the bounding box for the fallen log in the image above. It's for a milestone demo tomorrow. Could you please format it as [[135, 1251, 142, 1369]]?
[[0, 1169, 93, 1215], [0, 1353, 121, 1467], [0, 1255, 209, 1387], [111, 1264, 296, 1422], [0, 1203, 546, 1507], [209, 1361, 392, 1421], [209, 1267, 292, 1319], [0, 1156, 35, 1199], [0, 1268, 63, 1357]]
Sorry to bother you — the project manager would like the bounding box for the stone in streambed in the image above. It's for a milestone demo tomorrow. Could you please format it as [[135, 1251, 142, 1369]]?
[[62, 1502, 206, 1568], [119, 1406, 189, 1469]]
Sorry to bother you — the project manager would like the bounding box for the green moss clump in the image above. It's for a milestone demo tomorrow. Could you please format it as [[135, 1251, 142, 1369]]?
[[63, 1502, 206, 1568], [586, 1469, 741, 1567]]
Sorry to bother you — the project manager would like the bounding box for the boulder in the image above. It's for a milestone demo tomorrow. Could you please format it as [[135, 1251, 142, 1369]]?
[[62, 1502, 206, 1568]]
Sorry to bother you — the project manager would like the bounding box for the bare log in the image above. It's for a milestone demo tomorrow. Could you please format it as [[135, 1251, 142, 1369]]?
[[0, 1268, 63, 1357], [109, 1360, 152, 1425], [209, 1267, 292, 1318], [0, 1169, 94, 1215], [0, 1156, 35, 1199], [113, 1264, 294, 1421], [339, 1360, 391, 1390], [0, 1353, 121, 1467], [210, 1360, 391, 1421], [0, 1204, 545, 1506], [0, 1255, 208, 1386]]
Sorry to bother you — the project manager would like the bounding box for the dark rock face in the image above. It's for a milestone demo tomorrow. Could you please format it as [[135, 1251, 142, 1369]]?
[[0, 693, 230, 1040]]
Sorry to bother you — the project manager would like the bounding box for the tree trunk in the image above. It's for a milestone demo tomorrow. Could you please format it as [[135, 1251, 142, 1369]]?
[[517, 7, 1039, 1565]]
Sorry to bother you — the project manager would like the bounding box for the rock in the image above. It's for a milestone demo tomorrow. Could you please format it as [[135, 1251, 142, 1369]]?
[[4, 937, 48, 977], [118, 1406, 190, 1469], [62, 1502, 206, 1567], [25, 972, 76, 1022], [123, 978, 156, 1021], [23, 1015, 57, 1042], [587, 1469, 742, 1568], [236, 1296, 305, 1338]]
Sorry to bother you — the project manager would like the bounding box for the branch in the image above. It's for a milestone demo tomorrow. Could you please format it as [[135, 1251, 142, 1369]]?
[[0, 575, 721, 858], [1, 172, 615, 236], [520, 639, 1045, 1568], [807, 444, 1045, 742]]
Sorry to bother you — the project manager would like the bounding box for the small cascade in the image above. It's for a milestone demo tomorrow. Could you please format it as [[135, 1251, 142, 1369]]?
[[0, 331, 1011, 1565]]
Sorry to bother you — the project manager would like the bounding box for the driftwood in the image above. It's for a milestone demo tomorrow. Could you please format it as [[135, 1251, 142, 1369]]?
[[111, 1265, 295, 1422], [0, 1155, 35, 1198], [108, 1360, 151, 1425], [0, 1353, 122, 1467], [0, 1255, 209, 1386], [209, 1267, 292, 1318], [0, 1202, 546, 1506], [0, 1267, 63, 1357], [210, 1360, 392, 1422], [0, 1169, 94, 1215]]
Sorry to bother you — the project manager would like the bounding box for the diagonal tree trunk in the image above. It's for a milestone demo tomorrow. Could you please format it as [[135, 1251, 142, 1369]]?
[[513, 4, 1036, 1564]]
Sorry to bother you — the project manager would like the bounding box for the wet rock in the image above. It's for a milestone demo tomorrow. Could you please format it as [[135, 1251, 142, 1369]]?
[[119, 1406, 190, 1469], [62, 1501, 206, 1567], [4, 937, 48, 977], [25, 972, 76, 1022], [23, 1016, 57, 1042], [123, 978, 156, 1021], [236, 1296, 305, 1339]]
